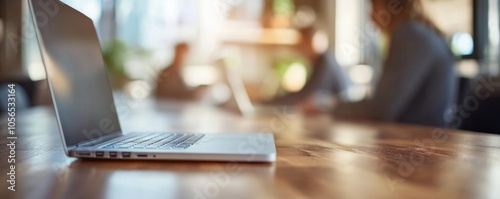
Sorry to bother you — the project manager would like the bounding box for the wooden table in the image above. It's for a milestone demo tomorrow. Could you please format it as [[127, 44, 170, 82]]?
[[1, 98, 500, 199]]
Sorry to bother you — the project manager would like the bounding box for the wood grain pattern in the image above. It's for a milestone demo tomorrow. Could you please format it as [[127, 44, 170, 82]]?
[[1, 99, 500, 199]]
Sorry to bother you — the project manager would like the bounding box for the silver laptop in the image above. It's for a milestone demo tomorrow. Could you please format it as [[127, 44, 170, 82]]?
[[29, 0, 276, 162], [216, 59, 297, 117]]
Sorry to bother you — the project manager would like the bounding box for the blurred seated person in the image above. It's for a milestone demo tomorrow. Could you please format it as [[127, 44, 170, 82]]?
[[304, 0, 456, 128], [268, 27, 348, 105], [155, 43, 205, 100]]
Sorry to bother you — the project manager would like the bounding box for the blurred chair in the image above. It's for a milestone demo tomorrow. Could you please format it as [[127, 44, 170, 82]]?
[[459, 76, 500, 134], [456, 77, 474, 109]]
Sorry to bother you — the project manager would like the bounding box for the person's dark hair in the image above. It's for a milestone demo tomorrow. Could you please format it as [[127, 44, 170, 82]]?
[[406, 0, 444, 36], [372, 0, 444, 36]]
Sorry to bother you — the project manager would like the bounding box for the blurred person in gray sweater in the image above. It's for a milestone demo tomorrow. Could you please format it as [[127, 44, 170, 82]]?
[[303, 0, 457, 128]]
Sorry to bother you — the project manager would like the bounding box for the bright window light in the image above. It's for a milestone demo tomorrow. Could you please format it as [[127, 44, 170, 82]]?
[[183, 65, 220, 87], [282, 62, 308, 92], [451, 32, 474, 56], [349, 64, 374, 85], [335, 0, 362, 66], [489, 0, 500, 75], [27, 62, 46, 81]]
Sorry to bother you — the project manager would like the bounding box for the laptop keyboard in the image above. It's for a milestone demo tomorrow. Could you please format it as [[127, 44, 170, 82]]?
[[100, 133, 205, 150]]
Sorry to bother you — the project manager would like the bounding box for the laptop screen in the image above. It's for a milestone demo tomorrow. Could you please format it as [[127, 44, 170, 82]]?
[[30, 0, 121, 147]]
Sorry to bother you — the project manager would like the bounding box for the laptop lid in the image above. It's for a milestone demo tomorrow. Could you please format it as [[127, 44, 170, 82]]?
[[29, 0, 121, 148], [216, 59, 256, 117]]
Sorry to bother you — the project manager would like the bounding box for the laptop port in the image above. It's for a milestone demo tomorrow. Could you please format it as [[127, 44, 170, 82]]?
[[78, 151, 91, 156], [109, 152, 117, 157], [95, 151, 104, 157], [137, 154, 148, 158], [122, 152, 131, 158]]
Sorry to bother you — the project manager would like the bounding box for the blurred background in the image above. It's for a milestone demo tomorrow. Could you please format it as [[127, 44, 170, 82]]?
[[0, 0, 499, 131]]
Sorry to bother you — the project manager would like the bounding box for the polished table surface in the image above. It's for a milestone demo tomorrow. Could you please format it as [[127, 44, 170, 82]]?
[[1, 98, 500, 199]]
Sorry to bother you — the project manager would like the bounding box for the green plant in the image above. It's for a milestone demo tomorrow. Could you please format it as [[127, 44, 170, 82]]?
[[273, 0, 295, 16]]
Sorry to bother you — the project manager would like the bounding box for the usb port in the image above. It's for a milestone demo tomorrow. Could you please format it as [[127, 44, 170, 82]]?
[[122, 152, 131, 158], [109, 152, 117, 157], [137, 154, 148, 158], [95, 151, 104, 157]]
